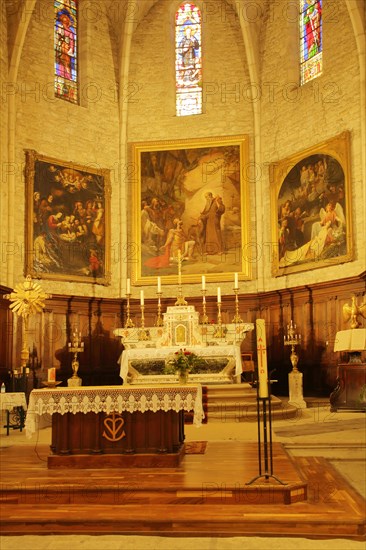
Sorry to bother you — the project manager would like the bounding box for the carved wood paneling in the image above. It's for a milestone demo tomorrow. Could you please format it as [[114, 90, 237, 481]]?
[[1, 273, 365, 395]]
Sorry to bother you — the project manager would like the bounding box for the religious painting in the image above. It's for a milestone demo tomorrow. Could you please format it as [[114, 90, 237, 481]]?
[[131, 135, 251, 286], [25, 150, 111, 285], [270, 132, 352, 277]]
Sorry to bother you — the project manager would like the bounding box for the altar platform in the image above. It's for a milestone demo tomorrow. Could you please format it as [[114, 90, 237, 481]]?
[[0, 439, 365, 539]]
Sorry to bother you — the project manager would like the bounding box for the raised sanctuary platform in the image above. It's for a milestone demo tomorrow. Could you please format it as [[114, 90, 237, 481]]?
[[1, 440, 365, 539]]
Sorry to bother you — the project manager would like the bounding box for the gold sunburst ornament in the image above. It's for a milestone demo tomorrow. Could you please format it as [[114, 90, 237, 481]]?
[[4, 276, 51, 369]]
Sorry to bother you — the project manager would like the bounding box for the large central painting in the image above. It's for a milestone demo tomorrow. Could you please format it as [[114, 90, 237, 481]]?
[[131, 136, 251, 286]]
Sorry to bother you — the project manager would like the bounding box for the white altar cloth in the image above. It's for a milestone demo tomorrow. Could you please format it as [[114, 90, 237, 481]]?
[[25, 384, 204, 437], [118, 345, 242, 382], [0, 392, 27, 412]]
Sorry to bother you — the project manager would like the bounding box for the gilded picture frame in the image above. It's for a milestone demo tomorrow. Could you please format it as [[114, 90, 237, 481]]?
[[270, 132, 353, 277], [25, 150, 111, 285], [131, 135, 251, 286]]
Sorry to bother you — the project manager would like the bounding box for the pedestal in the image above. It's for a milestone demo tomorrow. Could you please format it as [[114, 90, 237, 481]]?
[[67, 376, 82, 387], [288, 370, 307, 409]]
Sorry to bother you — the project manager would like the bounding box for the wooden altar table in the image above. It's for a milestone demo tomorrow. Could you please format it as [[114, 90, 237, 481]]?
[[25, 385, 204, 468]]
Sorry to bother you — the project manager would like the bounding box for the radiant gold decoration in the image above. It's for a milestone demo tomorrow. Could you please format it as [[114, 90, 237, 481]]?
[[343, 296, 366, 329], [4, 275, 51, 369]]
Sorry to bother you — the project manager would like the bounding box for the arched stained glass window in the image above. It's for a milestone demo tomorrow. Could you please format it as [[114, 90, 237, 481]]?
[[54, 0, 78, 104], [300, 0, 322, 85], [175, 3, 202, 116]]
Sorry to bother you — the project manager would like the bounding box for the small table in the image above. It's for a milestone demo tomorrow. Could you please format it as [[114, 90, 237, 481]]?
[[0, 392, 27, 435]]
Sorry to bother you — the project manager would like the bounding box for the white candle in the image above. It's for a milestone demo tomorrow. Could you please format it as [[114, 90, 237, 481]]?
[[217, 287, 221, 303], [234, 272, 239, 289], [256, 319, 269, 398], [140, 290, 144, 306], [157, 276, 161, 293], [126, 278, 130, 294], [201, 275, 206, 290]]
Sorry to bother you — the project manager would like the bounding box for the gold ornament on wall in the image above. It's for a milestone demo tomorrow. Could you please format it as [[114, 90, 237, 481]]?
[[343, 296, 366, 329], [4, 275, 51, 369]]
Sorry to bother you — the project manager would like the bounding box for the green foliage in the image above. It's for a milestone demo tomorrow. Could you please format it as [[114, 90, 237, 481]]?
[[164, 348, 202, 376]]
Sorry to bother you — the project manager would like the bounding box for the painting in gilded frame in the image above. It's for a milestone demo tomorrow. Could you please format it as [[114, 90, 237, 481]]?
[[25, 150, 111, 285], [131, 135, 251, 285], [270, 132, 352, 277]]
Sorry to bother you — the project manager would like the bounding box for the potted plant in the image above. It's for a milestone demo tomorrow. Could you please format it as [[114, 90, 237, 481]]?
[[164, 348, 201, 384]]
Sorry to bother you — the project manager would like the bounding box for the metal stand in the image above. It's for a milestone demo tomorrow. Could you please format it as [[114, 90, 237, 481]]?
[[246, 373, 286, 486]]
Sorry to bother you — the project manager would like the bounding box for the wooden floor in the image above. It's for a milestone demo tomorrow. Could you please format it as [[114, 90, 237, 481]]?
[[0, 441, 365, 539]]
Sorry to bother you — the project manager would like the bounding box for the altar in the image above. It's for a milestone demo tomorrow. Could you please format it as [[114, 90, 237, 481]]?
[[114, 305, 254, 385], [25, 385, 204, 468]]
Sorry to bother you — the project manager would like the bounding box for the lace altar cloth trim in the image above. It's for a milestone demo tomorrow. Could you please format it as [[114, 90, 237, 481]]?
[[25, 385, 204, 437], [0, 392, 27, 412]]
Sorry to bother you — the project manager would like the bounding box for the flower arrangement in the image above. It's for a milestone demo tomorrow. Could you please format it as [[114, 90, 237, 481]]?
[[164, 348, 201, 383]]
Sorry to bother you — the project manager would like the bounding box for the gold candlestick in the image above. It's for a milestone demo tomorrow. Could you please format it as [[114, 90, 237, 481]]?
[[213, 301, 227, 338], [68, 329, 84, 384], [138, 304, 150, 340], [232, 288, 243, 323], [200, 289, 208, 324], [156, 291, 164, 327], [175, 250, 187, 306], [284, 320, 301, 372], [125, 293, 134, 328]]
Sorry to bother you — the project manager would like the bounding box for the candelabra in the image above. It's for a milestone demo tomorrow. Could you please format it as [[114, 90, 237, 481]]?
[[138, 304, 150, 340], [232, 287, 243, 323], [68, 329, 84, 385], [213, 301, 227, 338], [200, 289, 209, 324], [125, 293, 134, 328], [156, 292, 164, 327], [284, 320, 301, 372]]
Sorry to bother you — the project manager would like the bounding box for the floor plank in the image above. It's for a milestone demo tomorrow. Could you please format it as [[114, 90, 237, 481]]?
[[0, 442, 365, 539]]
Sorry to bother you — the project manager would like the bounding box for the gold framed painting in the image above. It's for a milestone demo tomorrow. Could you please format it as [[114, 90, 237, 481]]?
[[131, 135, 251, 286], [25, 150, 111, 285], [270, 131, 353, 277]]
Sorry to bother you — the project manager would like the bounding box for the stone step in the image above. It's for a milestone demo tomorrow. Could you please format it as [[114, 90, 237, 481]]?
[[203, 384, 298, 420]]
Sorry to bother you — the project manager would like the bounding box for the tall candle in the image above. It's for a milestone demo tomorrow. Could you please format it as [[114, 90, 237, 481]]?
[[126, 278, 130, 294], [157, 276, 161, 293], [201, 275, 206, 290], [140, 290, 144, 305], [217, 287, 221, 303], [256, 319, 269, 398], [234, 272, 239, 289]]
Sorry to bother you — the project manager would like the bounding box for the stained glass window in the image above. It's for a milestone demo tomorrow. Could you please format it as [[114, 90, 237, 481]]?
[[175, 3, 202, 116], [300, 0, 322, 85], [54, 0, 78, 104]]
